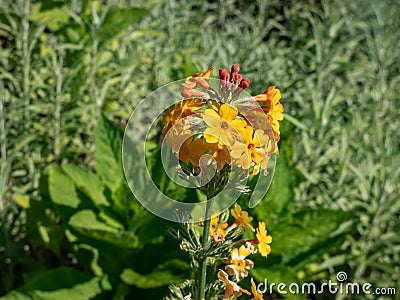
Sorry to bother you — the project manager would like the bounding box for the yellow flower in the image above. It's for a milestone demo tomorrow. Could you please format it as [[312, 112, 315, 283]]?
[[216, 221, 228, 237], [218, 270, 250, 300], [250, 278, 264, 300], [203, 103, 247, 145], [199, 212, 227, 236], [177, 137, 194, 165], [212, 222, 229, 243], [209, 143, 231, 170], [176, 136, 231, 170], [250, 137, 277, 175], [225, 245, 254, 281], [164, 123, 192, 153], [230, 204, 255, 231], [230, 127, 270, 170], [209, 212, 220, 234], [178, 137, 208, 166], [254, 86, 283, 146], [162, 99, 205, 139], [178, 137, 204, 165], [256, 222, 272, 257]]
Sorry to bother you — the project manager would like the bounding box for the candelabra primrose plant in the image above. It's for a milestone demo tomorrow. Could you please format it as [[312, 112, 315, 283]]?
[[161, 65, 284, 300]]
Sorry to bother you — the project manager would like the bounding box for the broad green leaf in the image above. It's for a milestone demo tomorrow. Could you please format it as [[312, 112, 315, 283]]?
[[109, 181, 140, 228], [69, 209, 119, 233], [0, 267, 110, 300], [48, 165, 80, 209], [69, 210, 139, 248], [94, 115, 124, 193], [270, 209, 350, 266], [120, 259, 189, 289], [62, 164, 109, 206]]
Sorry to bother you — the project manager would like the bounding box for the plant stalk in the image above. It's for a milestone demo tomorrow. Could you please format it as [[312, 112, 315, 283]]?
[[198, 197, 214, 300], [0, 84, 6, 212], [54, 51, 63, 160]]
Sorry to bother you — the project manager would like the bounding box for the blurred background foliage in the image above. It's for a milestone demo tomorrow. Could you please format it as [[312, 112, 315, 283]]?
[[0, 0, 399, 299]]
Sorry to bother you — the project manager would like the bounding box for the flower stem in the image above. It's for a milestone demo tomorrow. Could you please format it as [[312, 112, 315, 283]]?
[[198, 197, 214, 300]]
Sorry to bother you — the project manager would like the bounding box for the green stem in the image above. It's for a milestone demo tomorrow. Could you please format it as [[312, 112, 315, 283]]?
[[53, 51, 63, 161], [0, 84, 6, 212], [198, 197, 214, 300]]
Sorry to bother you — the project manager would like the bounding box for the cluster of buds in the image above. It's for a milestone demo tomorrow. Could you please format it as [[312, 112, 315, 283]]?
[[219, 64, 250, 97]]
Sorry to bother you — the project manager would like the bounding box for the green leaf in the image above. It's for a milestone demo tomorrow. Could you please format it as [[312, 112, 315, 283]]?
[[94, 115, 124, 193], [120, 259, 189, 289], [270, 209, 350, 266], [30, 3, 70, 31], [12, 193, 30, 208], [0, 267, 110, 300], [69, 209, 119, 233], [108, 182, 139, 228], [68, 210, 139, 248], [257, 148, 294, 218], [48, 165, 81, 209], [24, 197, 65, 256], [145, 141, 198, 203], [62, 164, 109, 206]]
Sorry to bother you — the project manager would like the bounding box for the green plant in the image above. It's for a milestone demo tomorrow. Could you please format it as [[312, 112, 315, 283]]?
[[0, 0, 398, 298], [1, 116, 192, 299]]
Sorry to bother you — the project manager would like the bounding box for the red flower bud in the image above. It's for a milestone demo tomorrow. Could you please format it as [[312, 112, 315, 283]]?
[[219, 68, 229, 81], [239, 78, 250, 90], [231, 64, 240, 73]]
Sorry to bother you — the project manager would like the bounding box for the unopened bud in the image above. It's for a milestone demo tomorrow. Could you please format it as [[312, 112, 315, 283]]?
[[219, 68, 229, 81], [235, 74, 242, 83], [231, 64, 240, 73], [239, 78, 250, 90]]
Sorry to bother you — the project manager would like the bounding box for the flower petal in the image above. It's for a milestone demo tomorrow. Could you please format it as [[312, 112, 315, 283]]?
[[204, 127, 222, 143], [219, 104, 238, 121], [203, 113, 222, 127]]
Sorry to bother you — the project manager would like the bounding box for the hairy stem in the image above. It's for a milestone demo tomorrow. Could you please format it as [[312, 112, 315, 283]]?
[[198, 197, 214, 300]]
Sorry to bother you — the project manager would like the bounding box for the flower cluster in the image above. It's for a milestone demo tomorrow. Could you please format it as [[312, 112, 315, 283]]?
[[164, 65, 282, 300], [168, 203, 272, 300], [215, 204, 272, 300], [162, 64, 284, 177]]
